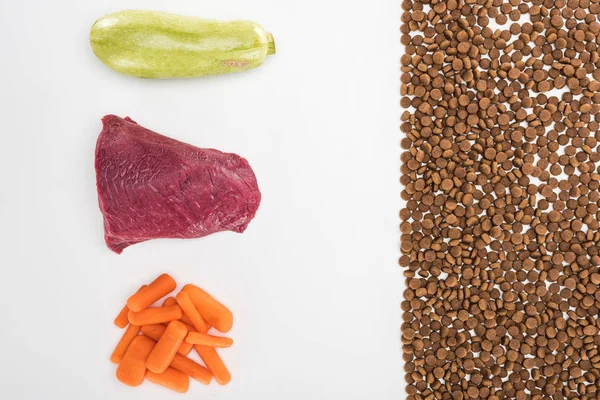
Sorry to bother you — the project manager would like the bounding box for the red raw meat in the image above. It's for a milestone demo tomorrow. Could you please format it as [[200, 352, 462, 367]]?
[[95, 115, 261, 254]]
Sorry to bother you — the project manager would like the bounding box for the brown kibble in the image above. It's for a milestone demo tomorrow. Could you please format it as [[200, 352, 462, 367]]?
[[403, 328, 415, 340], [584, 325, 597, 335], [441, 179, 454, 191], [467, 387, 479, 398], [522, 163, 533, 174], [539, 110, 552, 122], [446, 275, 458, 288], [498, 114, 510, 125], [484, 148, 496, 160], [479, 98, 490, 109], [564, 278, 576, 289], [508, 68, 520, 80], [411, 10, 425, 22], [511, 233, 523, 245], [534, 224, 547, 235], [506, 350, 519, 362], [432, 51, 444, 65], [537, 81, 550, 92], [463, 359, 475, 371], [582, 296, 594, 307], [400, 3, 600, 398], [457, 42, 470, 54], [571, 367, 582, 378]]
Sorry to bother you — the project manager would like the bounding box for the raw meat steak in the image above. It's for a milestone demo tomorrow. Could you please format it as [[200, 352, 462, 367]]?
[[95, 115, 261, 254]]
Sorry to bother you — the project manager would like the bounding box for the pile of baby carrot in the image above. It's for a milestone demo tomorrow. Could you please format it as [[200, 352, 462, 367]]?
[[110, 273, 234, 393]]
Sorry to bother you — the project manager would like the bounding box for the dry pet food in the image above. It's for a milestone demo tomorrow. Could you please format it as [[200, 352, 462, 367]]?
[[400, 0, 600, 399]]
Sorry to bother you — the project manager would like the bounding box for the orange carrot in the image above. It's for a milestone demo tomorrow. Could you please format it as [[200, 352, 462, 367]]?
[[181, 322, 197, 333], [128, 305, 182, 326], [194, 345, 231, 385], [183, 284, 233, 333], [146, 321, 188, 373], [170, 353, 212, 384], [141, 324, 193, 356], [116, 336, 155, 387], [179, 342, 193, 357], [136, 334, 212, 385], [146, 367, 189, 393], [110, 324, 141, 363], [186, 332, 233, 348], [127, 274, 176, 312], [176, 291, 209, 333], [114, 285, 147, 328], [163, 297, 193, 326], [114, 305, 130, 329]]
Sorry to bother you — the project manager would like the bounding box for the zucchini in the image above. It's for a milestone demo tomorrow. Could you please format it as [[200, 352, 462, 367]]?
[[90, 10, 276, 78]]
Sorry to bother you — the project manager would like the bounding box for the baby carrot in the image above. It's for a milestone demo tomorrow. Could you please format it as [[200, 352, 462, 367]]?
[[183, 284, 233, 333], [128, 305, 182, 326], [170, 353, 212, 384], [116, 335, 155, 387], [181, 322, 197, 333], [178, 340, 193, 356], [114, 305, 130, 329], [146, 320, 188, 373], [176, 291, 208, 333], [137, 334, 211, 384], [140, 323, 164, 339], [186, 332, 233, 348], [194, 345, 231, 385], [146, 367, 189, 393], [163, 297, 193, 326], [114, 285, 147, 328], [141, 324, 193, 356], [110, 324, 141, 363], [127, 274, 176, 312], [164, 297, 211, 332], [162, 297, 177, 307]]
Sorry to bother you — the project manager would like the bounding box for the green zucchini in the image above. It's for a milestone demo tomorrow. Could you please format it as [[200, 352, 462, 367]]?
[[90, 10, 276, 78]]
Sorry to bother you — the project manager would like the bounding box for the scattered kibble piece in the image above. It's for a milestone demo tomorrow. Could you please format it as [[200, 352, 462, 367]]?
[[110, 273, 233, 393], [400, 0, 600, 398]]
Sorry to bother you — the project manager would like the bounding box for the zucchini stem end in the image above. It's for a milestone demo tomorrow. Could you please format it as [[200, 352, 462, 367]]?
[[267, 33, 276, 55]]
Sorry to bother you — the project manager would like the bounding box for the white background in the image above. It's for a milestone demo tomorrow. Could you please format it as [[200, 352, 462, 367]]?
[[0, 1, 402, 398]]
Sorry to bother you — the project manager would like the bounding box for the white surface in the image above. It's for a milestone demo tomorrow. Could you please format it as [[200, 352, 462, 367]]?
[[0, 1, 401, 399]]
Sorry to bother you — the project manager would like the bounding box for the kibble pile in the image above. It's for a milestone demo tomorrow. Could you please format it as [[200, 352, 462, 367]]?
[[399, 0, 600, 399]]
